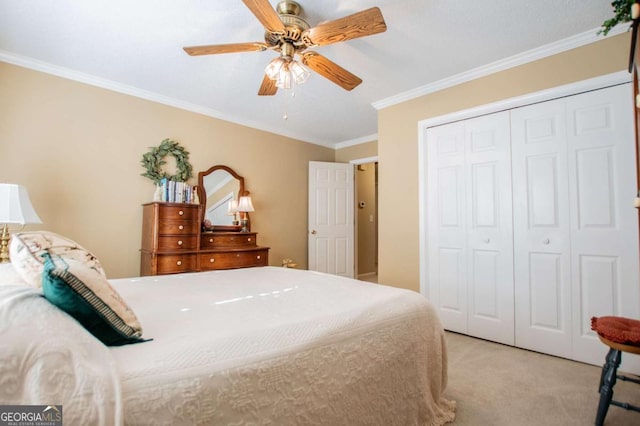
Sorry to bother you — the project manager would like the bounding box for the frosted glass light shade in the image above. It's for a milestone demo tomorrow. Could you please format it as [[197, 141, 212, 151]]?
[[265, 57, 285, 80], [290, 61, 310, 85], [0, 184, 42, 224]]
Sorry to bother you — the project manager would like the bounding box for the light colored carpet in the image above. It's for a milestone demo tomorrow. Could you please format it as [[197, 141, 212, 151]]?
[[444, 332, 640, 425]]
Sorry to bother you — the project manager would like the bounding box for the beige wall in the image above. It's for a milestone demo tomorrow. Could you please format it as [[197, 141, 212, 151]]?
[[377, 33, 631, 292], [334, 140, 377, 163], [0, 62, 334, 278]]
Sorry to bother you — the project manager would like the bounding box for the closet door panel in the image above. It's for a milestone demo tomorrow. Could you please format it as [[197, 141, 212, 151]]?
[[566, 84, 640, 372], [465, 111, 514, 345], [427, 121, 468, 333], [511, 101, 572, 358]]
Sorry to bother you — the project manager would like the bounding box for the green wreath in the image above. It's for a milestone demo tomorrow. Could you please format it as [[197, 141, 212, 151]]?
[[141, 139, 193, 183]]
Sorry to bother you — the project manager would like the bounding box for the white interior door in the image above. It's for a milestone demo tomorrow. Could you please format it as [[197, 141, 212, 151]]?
[[308, 161, 354, 277], [565, 85, 640, 372], [427, 121, 468, 333], [511, 100, 573, 358], [465, 112, 515, 345]]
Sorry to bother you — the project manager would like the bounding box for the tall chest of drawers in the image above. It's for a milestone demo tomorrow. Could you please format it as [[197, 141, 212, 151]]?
[[140, 202, 200, 276], [140, 202, 270, 275]]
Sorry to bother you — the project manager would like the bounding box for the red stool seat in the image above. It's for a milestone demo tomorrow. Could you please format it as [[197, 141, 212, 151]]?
[[592, 316, 640, 346]]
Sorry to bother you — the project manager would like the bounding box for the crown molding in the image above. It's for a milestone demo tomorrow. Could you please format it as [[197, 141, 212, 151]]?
[[333, 133, 378, 150], [372, 25, 630, 111], [0, 50, 338, 148]]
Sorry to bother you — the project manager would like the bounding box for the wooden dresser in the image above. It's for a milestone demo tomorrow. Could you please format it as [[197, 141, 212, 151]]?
[[140, 202, 269, 275]]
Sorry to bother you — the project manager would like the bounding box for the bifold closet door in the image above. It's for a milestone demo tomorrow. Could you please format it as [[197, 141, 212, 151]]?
[[565, 85, 640, 371], [427, 112, 515, 345], [511, 99, 573, 359], [427, 121, 468, 334], [512, 84, 640, 371]]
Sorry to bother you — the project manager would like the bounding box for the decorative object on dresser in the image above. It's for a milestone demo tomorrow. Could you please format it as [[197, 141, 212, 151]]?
[[140, 139, 197, 203], [140, 165, 269, 275], [0, 184, 42, 263], [236, 196, 255, 233]]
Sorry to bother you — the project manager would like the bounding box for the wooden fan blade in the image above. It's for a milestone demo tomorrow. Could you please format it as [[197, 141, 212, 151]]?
[[242, 0, 286, 34], [302, 52, 362, 91], [183, 42, 268, 56], [302, 7, 386, 47], [258, 74, 278, 96]]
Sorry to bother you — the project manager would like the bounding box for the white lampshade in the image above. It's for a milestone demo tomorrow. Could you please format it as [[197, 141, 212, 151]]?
[[227, 199, 238, 215], [237, 196, 255, 213], [0, 184, 42, 224]]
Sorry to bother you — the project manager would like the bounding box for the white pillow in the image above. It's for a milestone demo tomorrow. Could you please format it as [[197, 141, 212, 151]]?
[[0, 263, 30, 287], [9, 231, 106, 288]]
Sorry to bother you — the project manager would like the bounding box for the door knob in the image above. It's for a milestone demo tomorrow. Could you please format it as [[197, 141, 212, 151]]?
[[311, 230, 317, 235]]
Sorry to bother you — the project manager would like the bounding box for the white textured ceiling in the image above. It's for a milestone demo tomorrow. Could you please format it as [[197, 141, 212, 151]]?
[[0, 1, 620, 147]]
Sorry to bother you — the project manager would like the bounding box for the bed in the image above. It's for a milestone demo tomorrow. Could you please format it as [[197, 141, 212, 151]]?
[[1, 258, 455, 425]]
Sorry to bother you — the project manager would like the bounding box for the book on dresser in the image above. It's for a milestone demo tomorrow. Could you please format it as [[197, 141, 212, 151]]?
[[140, 201, 270, 276]]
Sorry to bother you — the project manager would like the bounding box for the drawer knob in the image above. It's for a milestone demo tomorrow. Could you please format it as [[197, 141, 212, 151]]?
[[236, 253, 240, 257], [178, 225, 184, 230], [248, 238, 252, 242], [178, 210, 184, 216], [178, 240, 183, 246], [176, 260, 182, 266], [543, 238, 550, 245], [209, 258, 215, 263], [209, 238, 214, 243], [257, 255, 261, 259]]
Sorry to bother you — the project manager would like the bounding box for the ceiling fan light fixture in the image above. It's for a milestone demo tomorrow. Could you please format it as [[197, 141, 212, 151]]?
[[275, 62, 293, 89], [290, 60, 310, 85], [265, 57, 286, 80]]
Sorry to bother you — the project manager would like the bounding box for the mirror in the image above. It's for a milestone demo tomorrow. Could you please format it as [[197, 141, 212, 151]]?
[[197, 165, 246, 232]]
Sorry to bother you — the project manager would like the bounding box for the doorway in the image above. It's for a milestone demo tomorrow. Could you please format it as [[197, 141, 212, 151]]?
[[354, 161, 378, 282]]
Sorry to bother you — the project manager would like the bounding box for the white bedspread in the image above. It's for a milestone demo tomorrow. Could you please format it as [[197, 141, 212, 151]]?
[[110, 267, 455, 425], [0, 285, 121, 425]]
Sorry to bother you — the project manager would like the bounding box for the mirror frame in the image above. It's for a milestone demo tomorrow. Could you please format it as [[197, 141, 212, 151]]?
[[197, 165, 247, 232]]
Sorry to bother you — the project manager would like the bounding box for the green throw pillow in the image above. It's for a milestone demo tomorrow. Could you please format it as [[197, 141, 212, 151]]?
[[41, 253, 144, 346]]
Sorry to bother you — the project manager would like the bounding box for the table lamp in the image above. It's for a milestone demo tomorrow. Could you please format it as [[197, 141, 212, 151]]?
[[0, 184, 42, 263], [227, 199, 239, 226], [236, 196, 254, 233]]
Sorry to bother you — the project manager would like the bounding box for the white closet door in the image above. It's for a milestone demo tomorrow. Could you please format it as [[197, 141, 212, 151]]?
[[465, 112, 515, 345], [427, 121, 468, 333], [511, 100, 573, 358], [566, 84, 640, 372]]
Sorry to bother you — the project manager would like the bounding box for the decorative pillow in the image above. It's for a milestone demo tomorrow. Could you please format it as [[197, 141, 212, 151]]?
[[41, 252, 144, 346], [10, 231, 106, 288], [591, 316, 640, 346], [0, 263, 30, 287]]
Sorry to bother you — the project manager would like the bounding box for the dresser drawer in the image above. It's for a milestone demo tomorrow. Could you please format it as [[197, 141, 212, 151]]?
[[157, 235, 198, 251], [158, 220, 200, 235], [158, 205, 199, 221], [199, 249, 268, 270], [156, 254, 197, 274], [201, 232, 257, 249]]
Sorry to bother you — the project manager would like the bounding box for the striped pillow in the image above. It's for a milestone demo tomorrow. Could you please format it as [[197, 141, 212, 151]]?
[[41, 252, 144, 346]]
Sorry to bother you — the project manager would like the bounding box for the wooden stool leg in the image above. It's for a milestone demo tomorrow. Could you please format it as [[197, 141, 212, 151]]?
[[595, 348, 622, 426]]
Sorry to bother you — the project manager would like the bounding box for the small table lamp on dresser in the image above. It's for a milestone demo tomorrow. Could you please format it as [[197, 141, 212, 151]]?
[[0, 184, 42, 263]]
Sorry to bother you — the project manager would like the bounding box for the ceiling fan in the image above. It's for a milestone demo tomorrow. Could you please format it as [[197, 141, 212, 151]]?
[[183, 0, 387, 96]]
